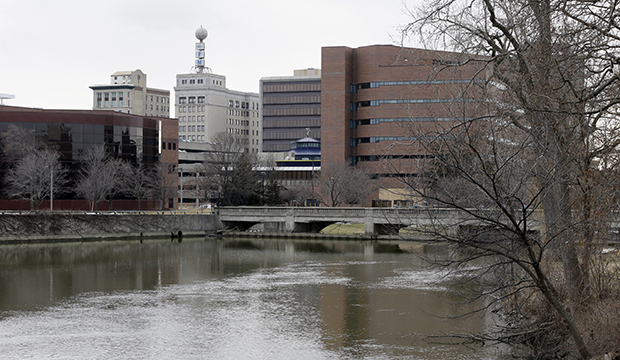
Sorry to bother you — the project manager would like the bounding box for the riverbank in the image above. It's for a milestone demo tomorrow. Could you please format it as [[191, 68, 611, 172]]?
[[224, 230, 397, 241], [0, 212, 222, 244]]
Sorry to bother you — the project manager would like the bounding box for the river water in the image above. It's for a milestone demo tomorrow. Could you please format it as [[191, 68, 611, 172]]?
[[0, 238, 498, 359]]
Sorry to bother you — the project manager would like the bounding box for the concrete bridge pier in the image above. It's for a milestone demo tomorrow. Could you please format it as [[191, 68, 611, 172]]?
[[285, 208, 295, 232], [364, 208, 374, 234]]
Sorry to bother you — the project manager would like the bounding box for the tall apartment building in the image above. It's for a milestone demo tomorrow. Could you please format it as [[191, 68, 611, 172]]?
[[321, 45, 487, 205], [90, 69, 170, 118], [175, 26, 260, 153], [260, 69, 321, 152]]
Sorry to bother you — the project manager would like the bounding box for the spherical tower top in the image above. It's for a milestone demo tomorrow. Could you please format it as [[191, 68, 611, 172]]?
[[195, 26, 208, 42]]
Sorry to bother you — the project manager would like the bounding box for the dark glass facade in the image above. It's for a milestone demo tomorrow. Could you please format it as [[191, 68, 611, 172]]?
[[0, 122, 157, 166], [0, 107, 167, 205]]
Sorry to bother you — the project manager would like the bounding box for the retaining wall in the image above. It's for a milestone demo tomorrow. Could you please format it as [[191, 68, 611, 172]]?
[[0, 213, 223, 244]]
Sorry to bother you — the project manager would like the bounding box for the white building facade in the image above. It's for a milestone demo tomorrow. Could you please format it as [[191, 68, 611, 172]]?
[[90, 69, 170, 118], [174, 26, 260, 154]]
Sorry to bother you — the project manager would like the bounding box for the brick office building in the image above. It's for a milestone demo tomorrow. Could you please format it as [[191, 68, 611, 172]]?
[[321, 45, 487, 206]]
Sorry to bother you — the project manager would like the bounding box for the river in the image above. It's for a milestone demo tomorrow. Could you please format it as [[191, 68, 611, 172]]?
[[0, 238, 498, 359]]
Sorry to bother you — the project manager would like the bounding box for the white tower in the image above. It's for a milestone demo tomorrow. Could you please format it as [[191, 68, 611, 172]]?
[[193, 25, 211, 74]]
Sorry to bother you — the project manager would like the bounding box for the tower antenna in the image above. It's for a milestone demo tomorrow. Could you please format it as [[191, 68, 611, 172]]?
[[192, 25, 212, 74]]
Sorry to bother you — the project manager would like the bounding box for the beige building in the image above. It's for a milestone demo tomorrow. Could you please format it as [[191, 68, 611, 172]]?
[[90, 69, 170, 118], [175, 26, 260, 153]]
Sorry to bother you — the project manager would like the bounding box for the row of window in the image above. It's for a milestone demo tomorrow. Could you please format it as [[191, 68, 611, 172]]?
[[263, 82, 321, 93], [227, 128, 250, 136], [263, 143, 293, 152], [163, 142, 177, 150], [263, 107, 320, 116], [180, 135, 206, 142], [263, 118, 320, 129], [263, 130, 316, 140], [350, 136, 411, 146], [351, 98, 476, 110], [179, 116, 205, 122], [263, 94, 321, 105], [349, 154, 433, 164], [227, 119, 250, 126], [96, 92, 126, 108], [350, 79, 485, 92], [350, 117, 474, 128], [180, 125, 206, 132], [227, 109, 257, 118], [179, 78, 225, 87], [149, 104, 169, 112], [178, 96, 205, 104], [295, 142, 320, 148], [273, 170, 315, 181], [149, 95, 169, 104], [179, 106, 206, 113], [228, 100, 258, 110]]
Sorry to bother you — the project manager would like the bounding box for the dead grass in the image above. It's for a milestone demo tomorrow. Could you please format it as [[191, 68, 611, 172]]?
[[320, 223, 365, 234]]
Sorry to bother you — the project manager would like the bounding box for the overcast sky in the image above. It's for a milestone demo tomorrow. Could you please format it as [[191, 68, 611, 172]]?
[[0, 0, 422, 110]]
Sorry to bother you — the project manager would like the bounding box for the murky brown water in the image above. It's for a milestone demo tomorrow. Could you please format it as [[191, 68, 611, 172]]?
[[0, 238, 498, 359]]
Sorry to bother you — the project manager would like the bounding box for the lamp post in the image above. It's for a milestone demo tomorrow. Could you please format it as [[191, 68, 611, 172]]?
[[48, 164, 54, 211]]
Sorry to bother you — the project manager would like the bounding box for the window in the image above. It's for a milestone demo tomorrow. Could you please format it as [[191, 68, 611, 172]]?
[[179, 97, 187, 104], [197, 96, 205, 103], [189, 97, 196, 104], [96, 93, 102, 108]]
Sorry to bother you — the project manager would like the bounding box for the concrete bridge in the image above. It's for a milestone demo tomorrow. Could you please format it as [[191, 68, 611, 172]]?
[[219, 206, 535, 235]]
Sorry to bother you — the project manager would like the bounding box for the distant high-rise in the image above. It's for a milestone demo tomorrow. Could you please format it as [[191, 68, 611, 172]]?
[[89, 69, 170, 118], [174, 26, 260, 153], [260, 69, 321, 152]]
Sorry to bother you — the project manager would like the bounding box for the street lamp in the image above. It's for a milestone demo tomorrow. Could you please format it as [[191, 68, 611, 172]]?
[[48, 164, 54, 211]]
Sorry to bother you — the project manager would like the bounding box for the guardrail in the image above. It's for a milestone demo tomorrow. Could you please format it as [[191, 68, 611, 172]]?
[[0, 210, 213, 216]]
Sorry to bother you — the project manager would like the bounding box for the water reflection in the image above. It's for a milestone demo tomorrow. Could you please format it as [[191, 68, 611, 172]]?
[[0, 238, 494, 359]]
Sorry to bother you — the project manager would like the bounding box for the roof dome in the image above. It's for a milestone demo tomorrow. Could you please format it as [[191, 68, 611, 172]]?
[[195, 26, 208, 41]]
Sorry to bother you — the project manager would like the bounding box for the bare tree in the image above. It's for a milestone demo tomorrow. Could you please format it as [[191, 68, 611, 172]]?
[[122, 161, 151, 211], [319, 162, 376, 207], [1, 124, 38, 164], [196, 132, 261, 206], [75, 145, 125, 211], [398, 0, 620, 358], [147, 162, 178, 210], [5, 149, 68, 210], [281, 185, 313, 206]]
